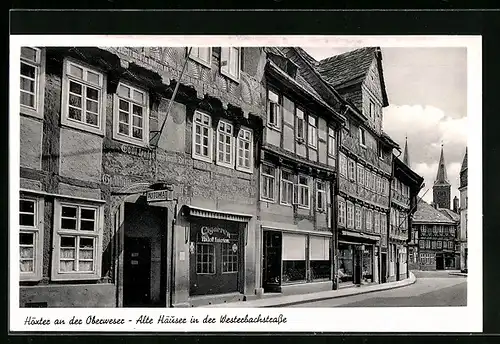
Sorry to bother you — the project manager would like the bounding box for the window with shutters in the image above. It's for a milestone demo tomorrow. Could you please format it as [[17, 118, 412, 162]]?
[[328, 127, 336, 157], [19, 197, 44, 281], [20, 47, 45, 118], [61, 59, 106, 135], [346, 202, 354, 229], [308, 115, 318, 148], [220, 47, 241, 81], [357, 164, 364, 186], [188, 47, 212, 67], [267, 89, 281, 129], [355, 206, 362, 230], [113, 81, 149, 146], [348, 159, 355, 181], [366, 209, 373, 231], [51, 200, 103, 281], [316, 180, 326, 211], [297, 175, 310, 209], [339, 153, 348, 177]]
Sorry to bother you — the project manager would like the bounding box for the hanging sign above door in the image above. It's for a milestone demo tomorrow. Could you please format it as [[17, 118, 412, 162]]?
[[146, 189, 173, 202]]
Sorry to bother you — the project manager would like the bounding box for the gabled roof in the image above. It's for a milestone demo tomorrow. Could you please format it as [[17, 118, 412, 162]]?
[[438, 208, 460, 222], [413, 199, 456, 224]]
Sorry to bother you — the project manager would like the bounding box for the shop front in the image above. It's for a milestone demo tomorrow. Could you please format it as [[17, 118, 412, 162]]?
[[262, 227, 332, 295]]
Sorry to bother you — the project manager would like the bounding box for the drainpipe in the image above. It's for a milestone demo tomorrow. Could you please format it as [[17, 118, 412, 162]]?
[[331, 123, 341, 290], [169, 199, 179, 307]]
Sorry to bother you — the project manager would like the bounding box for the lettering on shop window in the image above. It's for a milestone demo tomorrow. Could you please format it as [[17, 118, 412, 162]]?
[[199, 226, 231, 244]]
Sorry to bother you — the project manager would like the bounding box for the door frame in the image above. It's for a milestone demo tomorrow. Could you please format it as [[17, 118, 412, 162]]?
[[262, 230, 283, 293]]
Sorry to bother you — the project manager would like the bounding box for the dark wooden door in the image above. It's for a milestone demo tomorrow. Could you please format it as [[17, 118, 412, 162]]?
[[436, 255, 444, 270], [381, 253, 387, 283], [263, 231, 282, 292], [124, 237, 151, 307]]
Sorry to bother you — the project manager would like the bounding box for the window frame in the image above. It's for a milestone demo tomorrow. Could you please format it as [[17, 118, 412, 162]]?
[[280, 169, 295, 206], [359, 127, 367, 147], [316, 180, 326, 212], [20, 47, 46, 119], [295, 107, 306, 142], [346, 202, 354, 229], [112, 81, 150, 147], [196, 242, 216, 275], [355, 206, 362, 230], [220, 47, 241, 82], [260, 163, 277, 202], [215, 119, 235, 169], [327, 126, 336, 157], [51, 199, 103, 281], [61, 58, 107, 136], [188, 47, 212, 68], [338, 200, 346, 227], [307, 115, 318, 149], [297, 174, 310, 209], [340, 153, 348, 177], [19, 196, 44, 281], [236, 126, 254, 173], [348, 159, 355, 181], [357, 163, 364, 186], [267, 88, 282, 130], [366, 209, 373, 231], [191, 110, 214, 163]]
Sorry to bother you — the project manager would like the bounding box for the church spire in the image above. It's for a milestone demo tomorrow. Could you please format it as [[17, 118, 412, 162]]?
[[403, 135, 411, 167], [435, 143, 449, 185], [460, 147, 468, 173]]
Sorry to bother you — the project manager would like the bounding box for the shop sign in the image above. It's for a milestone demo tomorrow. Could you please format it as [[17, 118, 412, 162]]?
[[232, 244, 238, 252], [200, 226, 231, 243], [120, 144, 156, 160], [146, 189, 172, 202]]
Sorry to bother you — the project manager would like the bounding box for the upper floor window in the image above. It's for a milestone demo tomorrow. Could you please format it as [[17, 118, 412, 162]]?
[[357, 164, 364, 186], [20, 47, 45, 118], [346, 203, 354, 228], [51, 200, 103, 281], [359, 128, 367, 147], [113, 82, 149, 146], [61, 59, 105, 135], [295, 108, 306, 141], [216, 120, 234, 168], [366, 209, 372, 231], [355, 206, 362, 230], [437, 240, 442, 249], [338, 200, 346, 226], [328, 127, 336, 157], [374, 212, 380, 233], [192, 111, 213, 162], [261, 164, 276, 202], [378, 144, 384, 160], [220, 47, 241, 81], [348, 159, 355, 181], [267, 89, 281, 129], [381, 213, 387, 234], [369, 101, 375, 119], [316, 181, 326, 211], [340, 154, 347, 177], [308, 115, 317, 148], [19, 197, 44, 281], [280, 170, 295, 206], [236, 127, 253, 173], [189, 47, 212, 67], [297, 175, 310, 209]]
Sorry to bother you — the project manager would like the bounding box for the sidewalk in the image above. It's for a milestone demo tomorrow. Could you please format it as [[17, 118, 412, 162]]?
[[206, 272, 416, 308], [448, 272, 468, 277]]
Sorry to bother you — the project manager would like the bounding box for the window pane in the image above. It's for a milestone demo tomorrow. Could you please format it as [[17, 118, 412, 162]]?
[[119, 99, 129, 111], [133, 90, 144, 103], [20, 232, 34, 245], [87, 71, 100, 85], [80, 220, 95, 231], [119, 123, 129, 135], [20, 260, 34, 272], [86, 112, 98, 126], [133, 116, 142, 127], [132, 104, 143, 117], [119, 111, 129, 124], [68, 107, 82, 121], [268, 90, 279, 103], [80, 237, 94, 249], [69, 81, 82, 95], [69, 64, 84, 79], [118, 85, 130, 98], [20, 75, 35, 92], [21, 62, 36, 80], [60, 260, 75, 272], [86, 99, 98, 113], [86, 87, 99, 101], [79, 261, 93, 272], [21, 47, 37, 62], [69, 94, 82, 108], [132, 128, 143, 139], [62, 206, 77, 218], [20, 92, 35, 107], [20, 246, 34, 259], [20, 200, 35, 213], [229, 48, 239, 75], [20, 214, 35, 227], [61, 236, 75, 247]]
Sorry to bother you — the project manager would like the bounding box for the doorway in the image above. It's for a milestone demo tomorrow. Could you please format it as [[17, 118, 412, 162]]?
[[436, 254, 444, 270], [124, 237, 151, 307], [262, 231, 282, 293], [381, 253, 387, 283]]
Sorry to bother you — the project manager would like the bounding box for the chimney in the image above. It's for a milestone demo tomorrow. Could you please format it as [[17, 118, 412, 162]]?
[[453, 196, 459, 213]]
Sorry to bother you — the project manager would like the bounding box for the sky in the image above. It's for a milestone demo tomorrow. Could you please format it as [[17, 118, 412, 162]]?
[[303, 47, 468, 204]]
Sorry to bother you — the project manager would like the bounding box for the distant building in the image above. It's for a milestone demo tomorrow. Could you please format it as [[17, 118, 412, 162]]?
[[458, 148, 468, 271], [410, 145, 460, 271]]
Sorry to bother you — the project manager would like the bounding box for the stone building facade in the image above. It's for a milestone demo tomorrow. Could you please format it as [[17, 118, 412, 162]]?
[[458, 148, 468, 271]]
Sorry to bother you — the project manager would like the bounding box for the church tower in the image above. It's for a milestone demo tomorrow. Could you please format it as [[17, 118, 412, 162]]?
[[403, 136, 411, 167], [433, 144, 451, 209]]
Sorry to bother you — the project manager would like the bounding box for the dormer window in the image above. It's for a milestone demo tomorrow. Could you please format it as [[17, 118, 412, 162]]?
[[359, 128, 367, 147], [267, 89, 281, 130], [369, 100, 375, 119]]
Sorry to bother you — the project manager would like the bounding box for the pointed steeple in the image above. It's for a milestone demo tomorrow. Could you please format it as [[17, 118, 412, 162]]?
[[435, 143, 450, 185], [403, 135, 411, 167], [460, 147, 468, 173]]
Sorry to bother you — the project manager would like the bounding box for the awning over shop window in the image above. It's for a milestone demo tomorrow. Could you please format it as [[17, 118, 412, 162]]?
[[282, 233, 306, 261], [183, 205, 252, 223], [310, 236, 330, 261]]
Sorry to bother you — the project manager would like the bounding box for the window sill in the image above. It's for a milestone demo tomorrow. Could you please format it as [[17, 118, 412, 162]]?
[[280, 201, 293, 207], [113, 132, 149, 148], [51, 273, 101, 282], [308, 144, 318, 150], [236, 165, 253, 174], [267, 124, 281, 132], [20, 106, 44, 120], [189, 55, 212, 69], [20, 274, 42, 282], [297, 205, 310, 210], [216, 160, 235, 170], [220, 69, 240, 83], [61, 119, 105, 137], [192, 153, 213, 164], [360, 144, 367, 149], [296, 138, 305, 144], [260, 197, 276, 204]]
